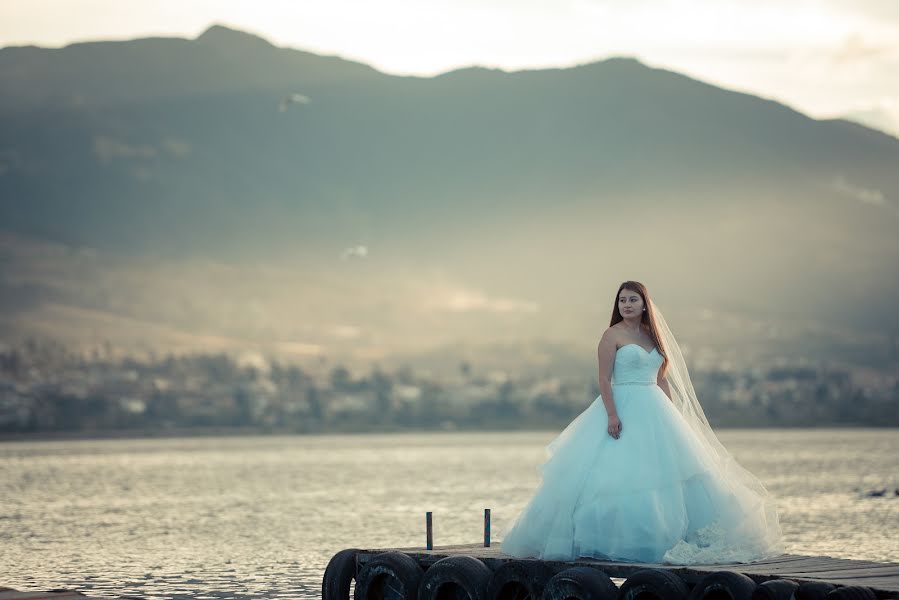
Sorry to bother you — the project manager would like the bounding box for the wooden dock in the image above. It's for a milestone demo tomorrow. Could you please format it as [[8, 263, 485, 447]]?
[[357, 544, 899, 597]]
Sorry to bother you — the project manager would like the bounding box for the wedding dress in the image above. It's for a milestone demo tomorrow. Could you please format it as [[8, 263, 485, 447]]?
[[500, 337, 784, 564]]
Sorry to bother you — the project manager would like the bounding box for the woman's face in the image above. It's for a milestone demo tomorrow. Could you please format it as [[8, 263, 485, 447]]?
[[618, 288, 645, 318]]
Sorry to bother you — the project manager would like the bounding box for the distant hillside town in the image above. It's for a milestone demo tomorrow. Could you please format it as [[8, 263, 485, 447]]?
[[0, 338, 896, 436]]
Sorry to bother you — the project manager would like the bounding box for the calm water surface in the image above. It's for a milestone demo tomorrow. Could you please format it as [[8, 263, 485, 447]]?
[[1, 429, 898, 599]]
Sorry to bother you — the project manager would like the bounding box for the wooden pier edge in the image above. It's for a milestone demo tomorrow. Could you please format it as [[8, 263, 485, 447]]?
[[355, 543, 899, 598]]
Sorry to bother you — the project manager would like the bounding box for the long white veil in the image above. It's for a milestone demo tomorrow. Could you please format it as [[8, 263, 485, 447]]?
[[649, 298, 784, 563]]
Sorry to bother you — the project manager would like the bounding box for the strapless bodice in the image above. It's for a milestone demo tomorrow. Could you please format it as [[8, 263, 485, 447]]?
[[612, 344, 662, 385]]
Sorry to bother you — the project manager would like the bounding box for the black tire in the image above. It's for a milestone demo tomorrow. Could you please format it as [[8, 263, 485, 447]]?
[[418, 555, 493, 600], [752, 580, 799, 600], [489, 560, 558, 600], [354, 551, 425, 600], [826, 587, 877, 600], [543, 566, 618, 600], [324, 548, 362, 600], [796, 583, 835, 600], [688, 571, 757, 600], [619, 569, 690, 600]]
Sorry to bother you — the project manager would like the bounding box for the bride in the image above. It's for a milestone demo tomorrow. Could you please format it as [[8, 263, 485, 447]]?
[[500, 281, 784, 564]]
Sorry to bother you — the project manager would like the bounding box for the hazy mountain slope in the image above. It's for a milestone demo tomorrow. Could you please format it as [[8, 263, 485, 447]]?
[[0, 25, 897, 368]]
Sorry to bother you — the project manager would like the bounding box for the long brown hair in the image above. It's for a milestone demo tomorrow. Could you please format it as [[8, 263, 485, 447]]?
[[609, 280, 669, 378]]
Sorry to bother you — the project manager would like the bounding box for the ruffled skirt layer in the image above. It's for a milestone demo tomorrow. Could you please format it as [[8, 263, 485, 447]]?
[[500, 384, 783, 564]]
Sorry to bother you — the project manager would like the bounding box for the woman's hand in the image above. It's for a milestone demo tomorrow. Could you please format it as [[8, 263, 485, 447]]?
[[607, 414, 622, 439]]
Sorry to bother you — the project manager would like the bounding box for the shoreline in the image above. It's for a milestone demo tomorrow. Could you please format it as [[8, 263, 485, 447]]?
[[1, 423, 897, 443]]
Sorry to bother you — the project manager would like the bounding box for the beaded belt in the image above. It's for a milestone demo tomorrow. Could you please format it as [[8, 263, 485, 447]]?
[[612, 381, 656, 386]]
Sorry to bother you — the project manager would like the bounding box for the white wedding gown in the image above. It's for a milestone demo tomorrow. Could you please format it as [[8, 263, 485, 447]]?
[[500, 343, 784, 564]]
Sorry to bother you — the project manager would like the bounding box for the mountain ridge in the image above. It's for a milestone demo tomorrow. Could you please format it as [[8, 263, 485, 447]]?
[[0, 25, 897, 367]]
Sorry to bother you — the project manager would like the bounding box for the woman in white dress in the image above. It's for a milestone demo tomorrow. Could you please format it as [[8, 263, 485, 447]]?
[[500, 281, 784, 564]]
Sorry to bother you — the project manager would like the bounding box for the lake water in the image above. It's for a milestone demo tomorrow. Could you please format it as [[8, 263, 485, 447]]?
[[1, 429, 898, 599]]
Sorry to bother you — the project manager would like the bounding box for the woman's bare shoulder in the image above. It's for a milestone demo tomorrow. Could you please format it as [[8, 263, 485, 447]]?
[[598, 325, 622, 347]]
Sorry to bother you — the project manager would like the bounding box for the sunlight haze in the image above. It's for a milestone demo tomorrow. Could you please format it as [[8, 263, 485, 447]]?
[[2, 0, 898, 134]]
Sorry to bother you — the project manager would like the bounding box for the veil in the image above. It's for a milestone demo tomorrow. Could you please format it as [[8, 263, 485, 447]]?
[[648, 298, 784, 562]]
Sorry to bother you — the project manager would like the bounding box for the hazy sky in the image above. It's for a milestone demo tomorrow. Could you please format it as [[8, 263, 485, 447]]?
[[2, 0, 899, 135]]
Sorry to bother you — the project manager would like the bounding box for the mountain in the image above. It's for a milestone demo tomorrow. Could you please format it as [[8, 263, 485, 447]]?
[[1, 25, 897, 372]]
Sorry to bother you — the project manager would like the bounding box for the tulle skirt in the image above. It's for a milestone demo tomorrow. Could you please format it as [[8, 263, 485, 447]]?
[[500, 383, 783, 564]]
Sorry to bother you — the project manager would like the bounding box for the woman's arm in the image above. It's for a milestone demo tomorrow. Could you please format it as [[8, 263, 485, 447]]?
[[657, 372, 673, 402], [597, 329, 621, 439]]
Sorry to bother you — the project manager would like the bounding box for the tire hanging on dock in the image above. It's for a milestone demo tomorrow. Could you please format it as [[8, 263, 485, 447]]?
[[620, 569, 690, 600], [418, 555, 493, 600], [752, 580, 799, 600], [323, 548, 361, 600], [825, 587, 877, 600], [354, 551, 424, 600], [689, 571, 757, 600], [488, 559, 557, 600], [796, 582, 836, 600], [541, 566, 618, 600]]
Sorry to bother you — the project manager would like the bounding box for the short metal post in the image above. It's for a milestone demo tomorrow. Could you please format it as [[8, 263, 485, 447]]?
[[426, 511, 433, 550], [484, 508, 491, 547]]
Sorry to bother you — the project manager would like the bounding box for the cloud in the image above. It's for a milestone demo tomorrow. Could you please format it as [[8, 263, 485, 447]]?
[[410, 273, 540, 316], [278, 92, 311, 112], [332, 324, 361, 339], [275, 341, 324, 356], [93, 136, 191, 165], [93, 136, 157, 164], [831, 175, 885, 206], [162, 138, 192, 158], [831, 33, 893, 64], [443, 289, 539, 314], [341, 245, 369, 260], [830, 175, 898, 216]]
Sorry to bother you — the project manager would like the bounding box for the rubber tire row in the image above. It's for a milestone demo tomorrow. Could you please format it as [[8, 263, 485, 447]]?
[[325, 553, 618, 600], [688, 572, 876, 600], [323, 551, 879, 600]]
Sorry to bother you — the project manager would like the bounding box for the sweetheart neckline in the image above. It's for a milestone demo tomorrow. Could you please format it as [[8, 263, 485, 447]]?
[[618, 343, 658, 355]]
